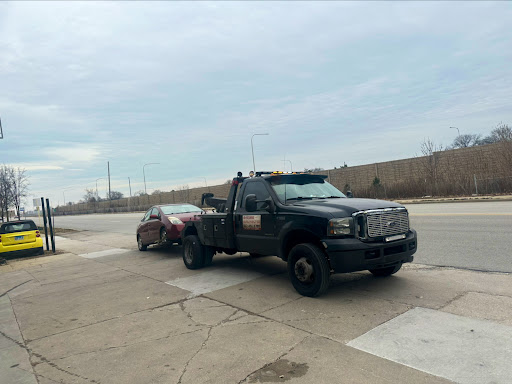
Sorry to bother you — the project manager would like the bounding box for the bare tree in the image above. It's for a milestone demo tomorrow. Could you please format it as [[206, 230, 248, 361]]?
[[418, 138, 443, 196], [304, 167, 324, 173], [83, 188, 98, 203], [175, 185, 190, 203], [451, 134, 481, 149], [0, 165, 29, 221], [0, 166, 13, 221], [108, 191, 124, 200], [490, 123, 512, 142], [10, 167, 29, 219]]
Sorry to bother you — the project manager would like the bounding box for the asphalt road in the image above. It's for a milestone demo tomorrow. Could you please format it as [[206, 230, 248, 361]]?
[[51, 201, 512, 273]]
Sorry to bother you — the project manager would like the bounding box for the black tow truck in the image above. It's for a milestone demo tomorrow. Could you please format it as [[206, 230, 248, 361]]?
[[181, 171, 417, 297]]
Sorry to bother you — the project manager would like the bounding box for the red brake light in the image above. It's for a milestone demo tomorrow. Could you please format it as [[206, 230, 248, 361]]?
[[36, 230, 41, 238]]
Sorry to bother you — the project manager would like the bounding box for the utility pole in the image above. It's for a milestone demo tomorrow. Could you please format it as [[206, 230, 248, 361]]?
[[107, 161, 111, 200], [95, 178, 105, 198], [0, 116, 3, 139], [251, 133, 269, 172], [128, 177, 132, 197], [143, 163, 159, 195], [282, 156, 293, 172]]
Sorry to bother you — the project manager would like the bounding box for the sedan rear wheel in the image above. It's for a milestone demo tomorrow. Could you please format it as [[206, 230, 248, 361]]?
[[137, 235, 147, 251]]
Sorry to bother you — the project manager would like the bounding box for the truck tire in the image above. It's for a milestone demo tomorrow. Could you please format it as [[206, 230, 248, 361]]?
[[204, 247, 215, 267], [369, 263, 402, 277], [182, 235, 206, 269], [287, 243, 330, 297]]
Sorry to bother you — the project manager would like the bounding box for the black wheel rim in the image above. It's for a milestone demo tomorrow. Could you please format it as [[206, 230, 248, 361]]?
[[294, 256, 314, 284], [184, 242, 193, 264]]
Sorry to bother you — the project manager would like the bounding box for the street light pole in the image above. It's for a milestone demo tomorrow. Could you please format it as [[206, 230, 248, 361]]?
[[450, 126, 460, 136], [251, 133, 269, 172], [143, 163, 160, 195], [95, 178, 105, 198]]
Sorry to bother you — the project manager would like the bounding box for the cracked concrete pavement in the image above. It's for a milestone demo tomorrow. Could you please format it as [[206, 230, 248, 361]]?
[[1, 230, 511, 383]]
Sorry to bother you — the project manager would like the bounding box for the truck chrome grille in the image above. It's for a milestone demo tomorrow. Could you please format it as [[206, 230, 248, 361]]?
[[365, 208, 409, 238]]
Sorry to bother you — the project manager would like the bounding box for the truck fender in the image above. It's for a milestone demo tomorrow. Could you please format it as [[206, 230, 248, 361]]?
[[182, 221, 200, 241], [278, 222, 323, 261]]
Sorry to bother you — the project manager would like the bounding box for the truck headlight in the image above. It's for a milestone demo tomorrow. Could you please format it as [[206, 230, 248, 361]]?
[[328, 217, 353, 236]]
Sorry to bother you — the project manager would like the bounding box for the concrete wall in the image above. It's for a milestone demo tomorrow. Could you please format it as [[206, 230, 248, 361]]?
[[56, 142, 512, 215]]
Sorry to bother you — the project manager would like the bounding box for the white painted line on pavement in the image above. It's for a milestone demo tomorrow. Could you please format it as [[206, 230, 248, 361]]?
[[78, 248, 130, 259], [165, 267, 264, 296], [54, 236, 68, 241], [347, 307, 512, 384]]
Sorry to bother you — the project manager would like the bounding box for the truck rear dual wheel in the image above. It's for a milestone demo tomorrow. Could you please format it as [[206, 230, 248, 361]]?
[[182, 235, 214, 269], [287, 243, 331, 297]]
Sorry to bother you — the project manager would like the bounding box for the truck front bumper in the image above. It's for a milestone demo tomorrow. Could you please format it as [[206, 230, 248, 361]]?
[[323, 229, 417, 273]]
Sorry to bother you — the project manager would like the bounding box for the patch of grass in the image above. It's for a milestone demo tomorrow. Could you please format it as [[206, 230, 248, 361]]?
[[37, 227, 79, 235]]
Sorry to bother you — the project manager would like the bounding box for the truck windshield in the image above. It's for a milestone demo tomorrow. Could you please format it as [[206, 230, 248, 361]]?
[[269, 178, 346, 203]]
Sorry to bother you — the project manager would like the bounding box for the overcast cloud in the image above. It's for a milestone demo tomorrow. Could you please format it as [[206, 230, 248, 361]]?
[[1, 1, 511, 207]]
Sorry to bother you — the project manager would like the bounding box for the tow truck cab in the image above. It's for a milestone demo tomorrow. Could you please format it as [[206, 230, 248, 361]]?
[[182, 172, 417, 297]]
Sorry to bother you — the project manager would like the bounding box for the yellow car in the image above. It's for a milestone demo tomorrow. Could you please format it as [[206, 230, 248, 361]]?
[[0, 220, 44, 257]]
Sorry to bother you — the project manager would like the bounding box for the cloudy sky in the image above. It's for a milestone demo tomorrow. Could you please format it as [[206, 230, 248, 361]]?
[[1, 1, 511, 207]]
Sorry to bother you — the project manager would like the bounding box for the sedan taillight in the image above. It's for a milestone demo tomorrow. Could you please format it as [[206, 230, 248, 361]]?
[[36, 231, 41, 237]]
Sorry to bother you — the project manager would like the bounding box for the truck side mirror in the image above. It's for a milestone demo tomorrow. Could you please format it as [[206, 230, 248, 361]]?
[[245, 194, 257, 212], [263, 197, 275, 213], [346, 191, 353, 198]]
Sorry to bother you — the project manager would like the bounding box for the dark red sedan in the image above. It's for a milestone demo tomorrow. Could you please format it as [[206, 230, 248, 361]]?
[[136, 204, 204, 251]]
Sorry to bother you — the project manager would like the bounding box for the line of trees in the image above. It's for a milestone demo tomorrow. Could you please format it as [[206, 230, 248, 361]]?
[[449, 123, 512, 149], [0, 165, 29, 222], [82, 188, 124, 203], [412, 123, 512, 197]]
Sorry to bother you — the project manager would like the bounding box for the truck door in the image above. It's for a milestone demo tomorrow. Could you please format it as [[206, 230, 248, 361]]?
[[235, 181, 278, 255]]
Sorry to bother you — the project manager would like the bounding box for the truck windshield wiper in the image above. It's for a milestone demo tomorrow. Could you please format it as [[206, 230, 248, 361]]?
[[286, 196, 314, 202]]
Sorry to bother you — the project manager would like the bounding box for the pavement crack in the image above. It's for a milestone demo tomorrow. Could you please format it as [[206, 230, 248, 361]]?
[[31, 352, 100, 384], [0, 329, 27, 350], [25, 299, 188, 343], [256, 295, 303, 314], [52, 328, 206, 362], [7, 295, 41, 384], [438, 291, 468, 310], [0, 279, 33, 298], [177, 327, 213, 384]]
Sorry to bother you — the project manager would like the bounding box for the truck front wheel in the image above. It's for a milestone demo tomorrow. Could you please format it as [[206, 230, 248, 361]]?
[[287, 243, 330, 297], [182, 235, 206, 269]]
